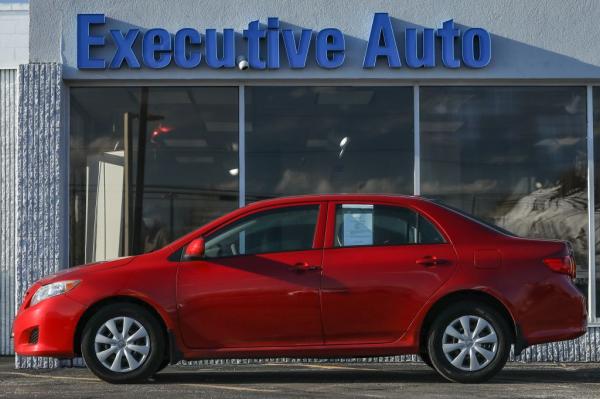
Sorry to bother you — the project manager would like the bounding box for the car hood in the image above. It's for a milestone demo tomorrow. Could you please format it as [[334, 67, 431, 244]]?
[[38, 256, 136, 285]]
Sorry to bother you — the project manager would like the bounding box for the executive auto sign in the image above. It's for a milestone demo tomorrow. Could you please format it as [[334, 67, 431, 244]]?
[[77, 13, 492, 70]]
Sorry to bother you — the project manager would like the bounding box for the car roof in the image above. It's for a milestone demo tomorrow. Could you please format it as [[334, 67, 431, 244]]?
[[244, 194, 422, 209]]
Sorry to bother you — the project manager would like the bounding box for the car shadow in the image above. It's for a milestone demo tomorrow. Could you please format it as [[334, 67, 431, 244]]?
[[153, 369, 445, 384], [152, 366, 600, 385]]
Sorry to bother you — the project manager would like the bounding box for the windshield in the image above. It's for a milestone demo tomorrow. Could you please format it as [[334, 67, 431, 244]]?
[[427, 199, 518, 237]]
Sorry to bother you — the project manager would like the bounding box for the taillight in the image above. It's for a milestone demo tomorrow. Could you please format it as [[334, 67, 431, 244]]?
[[543, 256, 576, 279]]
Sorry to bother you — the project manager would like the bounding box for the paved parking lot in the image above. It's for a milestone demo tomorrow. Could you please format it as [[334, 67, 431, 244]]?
[[1, 357, 600, 398]]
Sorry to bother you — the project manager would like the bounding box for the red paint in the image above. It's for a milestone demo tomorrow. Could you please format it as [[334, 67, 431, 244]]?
[[13, 195, 587, 360]]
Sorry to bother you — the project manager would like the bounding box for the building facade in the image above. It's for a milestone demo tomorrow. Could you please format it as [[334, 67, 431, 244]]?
[[2, 0, 600, 366], [0, 1, 28, 357]]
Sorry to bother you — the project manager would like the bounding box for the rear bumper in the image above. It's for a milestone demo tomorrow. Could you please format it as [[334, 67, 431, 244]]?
[[13, 294, 86, 357], [519, 280, 588, 347]]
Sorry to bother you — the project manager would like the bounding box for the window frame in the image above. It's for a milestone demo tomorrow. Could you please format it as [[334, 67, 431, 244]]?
[[187, 201, 328, 260], [324, 200, 449, 250]]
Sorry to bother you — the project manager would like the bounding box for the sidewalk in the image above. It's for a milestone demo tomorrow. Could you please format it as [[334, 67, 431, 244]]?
[[1, 357, 599, 398]]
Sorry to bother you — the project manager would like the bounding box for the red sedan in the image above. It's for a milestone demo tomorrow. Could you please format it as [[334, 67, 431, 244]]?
[[13, 195, 587, 383]]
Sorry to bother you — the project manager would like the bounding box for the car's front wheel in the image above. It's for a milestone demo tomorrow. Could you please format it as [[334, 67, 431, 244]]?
[[427, 302, 511, 383], [81, 303, 166, 383]]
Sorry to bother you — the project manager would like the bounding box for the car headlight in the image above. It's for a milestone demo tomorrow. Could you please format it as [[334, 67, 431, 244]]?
[[30, 280, 80, 307]]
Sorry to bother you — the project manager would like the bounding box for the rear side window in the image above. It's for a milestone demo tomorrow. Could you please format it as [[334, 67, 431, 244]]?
[[334, 204, 445, 248], [204, 205, 319, 258]]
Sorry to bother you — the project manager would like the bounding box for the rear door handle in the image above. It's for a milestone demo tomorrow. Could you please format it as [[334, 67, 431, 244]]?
[[291, 262, 322, 272], [416, 256, 449, 266]]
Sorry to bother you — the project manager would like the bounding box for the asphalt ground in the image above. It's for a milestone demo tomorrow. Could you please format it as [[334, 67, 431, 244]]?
[[1, 357, 600, 398]]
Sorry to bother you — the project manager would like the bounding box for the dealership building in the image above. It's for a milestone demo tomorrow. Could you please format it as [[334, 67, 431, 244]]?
[[1, 0, 600, 367]]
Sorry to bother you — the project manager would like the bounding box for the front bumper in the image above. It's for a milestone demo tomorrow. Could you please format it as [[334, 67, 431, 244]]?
[[13, 293, 86, 357]]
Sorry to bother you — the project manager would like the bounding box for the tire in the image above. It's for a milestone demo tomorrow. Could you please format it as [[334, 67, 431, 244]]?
[[81, 303, 166, 383], [156, 358, 170, 373], [426, 301, 511, 383], [420, 351, 434, 369]]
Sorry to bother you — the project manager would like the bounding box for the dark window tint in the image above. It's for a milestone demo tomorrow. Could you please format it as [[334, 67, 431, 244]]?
[[334, 205, 445, 248], [204, 206, 319, 258]]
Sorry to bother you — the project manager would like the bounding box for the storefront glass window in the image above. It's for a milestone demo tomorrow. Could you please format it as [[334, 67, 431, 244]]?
[[594, 86, 600, 318], [69, 87, 238, 266], [245, 86, 414, 202], [421, 86, 589, 300]]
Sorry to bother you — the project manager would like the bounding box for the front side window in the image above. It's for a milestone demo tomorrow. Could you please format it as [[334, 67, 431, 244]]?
[[204, 206, 319, 258], [334, 204, 445, 248]]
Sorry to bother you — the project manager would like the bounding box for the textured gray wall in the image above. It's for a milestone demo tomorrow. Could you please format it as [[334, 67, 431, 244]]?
[[28, 0, 600, 81], [516, 327, 600, 362], [15, 63, 67, 368], [0, 69, 17, 355]]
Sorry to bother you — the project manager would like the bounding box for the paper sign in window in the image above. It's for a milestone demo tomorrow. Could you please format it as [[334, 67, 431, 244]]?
[[342, 204, 374, 246]]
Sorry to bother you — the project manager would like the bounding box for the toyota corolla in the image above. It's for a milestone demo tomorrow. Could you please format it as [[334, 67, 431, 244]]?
[[13, 195, 587, 383]]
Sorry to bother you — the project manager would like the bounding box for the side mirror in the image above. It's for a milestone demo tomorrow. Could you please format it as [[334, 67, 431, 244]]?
[[183, 237, 205, 261]]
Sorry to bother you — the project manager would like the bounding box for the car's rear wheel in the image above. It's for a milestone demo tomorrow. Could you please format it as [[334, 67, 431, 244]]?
[[427, 302, 511, 383], [81, 303, 166, 383]]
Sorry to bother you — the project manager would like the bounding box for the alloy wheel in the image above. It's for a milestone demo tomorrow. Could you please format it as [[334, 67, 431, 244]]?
[[94, 316, 150, 373], [441, 315, 498, 372]]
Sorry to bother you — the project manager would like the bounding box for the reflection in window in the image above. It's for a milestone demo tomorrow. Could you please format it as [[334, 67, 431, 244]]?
[[204, 206, 319, 258], [245, 87, 414, 201], [593, 87, 600, 318], [421, 87, 588, 298], [69, 87, 238, 266]]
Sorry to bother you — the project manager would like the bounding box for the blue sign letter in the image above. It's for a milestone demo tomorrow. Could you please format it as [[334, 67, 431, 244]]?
[[243, 20, 267, 69], [282, 29, 312, 69], [405, 28, 435, 68], [462, 28, 491, 68], [436, 20, 460, 68], [142, 28, 172, 69], [267, 17, 280, 69], [109, 29, 140, 69], [364, 13, 401, 68], [77, 13, 106, 69], [205, 29, 235, 68], [174, 28, 202, 68], [316, 28, 345, 69]]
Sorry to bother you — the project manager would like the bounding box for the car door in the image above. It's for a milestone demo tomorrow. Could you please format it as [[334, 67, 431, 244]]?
[[177, 202, 326, 349], [320, 201, 457, 344]]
